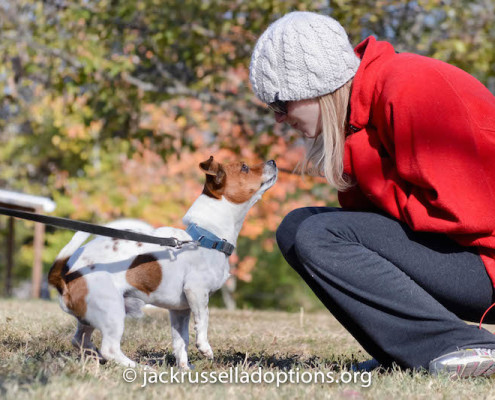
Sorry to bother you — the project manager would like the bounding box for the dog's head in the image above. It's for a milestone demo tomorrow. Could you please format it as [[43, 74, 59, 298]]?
[[199, 156, 277, 204]]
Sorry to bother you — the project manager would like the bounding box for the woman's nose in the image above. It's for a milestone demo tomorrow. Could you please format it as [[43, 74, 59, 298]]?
[[274, 112, 287, 123]]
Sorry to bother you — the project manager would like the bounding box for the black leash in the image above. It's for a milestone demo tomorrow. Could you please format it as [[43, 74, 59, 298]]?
[[0, 166, 297, 252], [0, 206, 196, 249]]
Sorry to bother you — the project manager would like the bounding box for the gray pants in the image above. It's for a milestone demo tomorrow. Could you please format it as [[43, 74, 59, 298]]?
[[276, 207, 495, 369]]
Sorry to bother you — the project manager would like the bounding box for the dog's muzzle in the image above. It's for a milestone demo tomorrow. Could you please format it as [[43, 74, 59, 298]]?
[[261, 160, 278, 189]]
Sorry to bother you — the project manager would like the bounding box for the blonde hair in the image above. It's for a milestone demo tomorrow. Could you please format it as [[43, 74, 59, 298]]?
[[300, 79, 353, 191]]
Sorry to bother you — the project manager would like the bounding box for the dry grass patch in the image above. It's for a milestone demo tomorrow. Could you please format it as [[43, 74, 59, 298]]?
[[1, 299, 495, 399]]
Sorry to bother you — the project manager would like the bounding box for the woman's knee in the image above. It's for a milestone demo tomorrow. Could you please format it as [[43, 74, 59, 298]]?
[[276, 207, 318, 256], [293, 213, 327, 258], [293, 211, 355, 263]]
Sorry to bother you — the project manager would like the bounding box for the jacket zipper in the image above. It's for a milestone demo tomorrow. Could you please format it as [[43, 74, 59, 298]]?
[[349, 124, 360, 132]]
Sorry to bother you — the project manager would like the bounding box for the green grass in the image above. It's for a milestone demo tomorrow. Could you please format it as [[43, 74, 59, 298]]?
[[1, 299, 495, 399]]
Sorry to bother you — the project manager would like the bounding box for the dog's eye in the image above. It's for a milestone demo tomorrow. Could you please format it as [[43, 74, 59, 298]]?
[[241, 163, 249, 173]]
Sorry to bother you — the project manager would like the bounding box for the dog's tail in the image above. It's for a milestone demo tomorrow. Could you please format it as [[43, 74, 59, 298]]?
[[48, 231, 91, 295]]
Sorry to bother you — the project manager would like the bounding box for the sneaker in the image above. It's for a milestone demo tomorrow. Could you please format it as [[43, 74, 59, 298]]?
[[429, 348, 495, 378]]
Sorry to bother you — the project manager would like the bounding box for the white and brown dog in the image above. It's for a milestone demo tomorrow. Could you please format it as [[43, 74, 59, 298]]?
[[48, 156, 277, 369]]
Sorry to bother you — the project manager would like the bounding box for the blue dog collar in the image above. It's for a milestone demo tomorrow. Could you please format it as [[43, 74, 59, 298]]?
[[186, 224, 235, 256]]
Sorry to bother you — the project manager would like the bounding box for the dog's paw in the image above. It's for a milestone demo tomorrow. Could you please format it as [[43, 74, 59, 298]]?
[[178, 362, 192, 371], [83, 348, 106, 363], [198, 344, 214, 360]]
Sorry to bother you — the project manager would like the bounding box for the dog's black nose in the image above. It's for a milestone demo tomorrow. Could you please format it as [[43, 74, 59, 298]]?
[[267, 160, 276, 167]]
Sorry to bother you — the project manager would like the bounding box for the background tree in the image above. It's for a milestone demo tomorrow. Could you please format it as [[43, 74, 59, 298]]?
[[0, 0, 493, 309]]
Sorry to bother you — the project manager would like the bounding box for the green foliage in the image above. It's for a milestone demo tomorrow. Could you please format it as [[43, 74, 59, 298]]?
[[0, 0, 494, 307], [235, 234, 325, 312]]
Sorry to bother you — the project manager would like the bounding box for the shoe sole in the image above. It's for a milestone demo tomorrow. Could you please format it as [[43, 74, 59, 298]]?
[[429, 350, 495, 378]]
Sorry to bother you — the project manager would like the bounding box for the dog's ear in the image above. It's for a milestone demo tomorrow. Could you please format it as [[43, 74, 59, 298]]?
[[200, 156, 226, 198], [199, 156, 225, 184], [199, 156, 217, 175], [212, 167, 226, 185]]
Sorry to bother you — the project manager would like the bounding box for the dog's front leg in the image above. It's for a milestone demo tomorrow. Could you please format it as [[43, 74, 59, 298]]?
[[169, 309, 191, 370], [183, 287, 214, 360]]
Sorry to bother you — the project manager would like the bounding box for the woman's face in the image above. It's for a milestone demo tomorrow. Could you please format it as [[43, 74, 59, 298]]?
[[274, 98, 322, 138]]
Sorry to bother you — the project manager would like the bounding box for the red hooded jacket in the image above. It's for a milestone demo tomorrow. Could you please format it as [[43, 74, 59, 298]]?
[[338, 37, 495, 286]]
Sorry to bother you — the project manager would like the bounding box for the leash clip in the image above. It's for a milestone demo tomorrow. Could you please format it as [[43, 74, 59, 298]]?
[[172, 238, 201, 249], [172, 238, 183, 249]]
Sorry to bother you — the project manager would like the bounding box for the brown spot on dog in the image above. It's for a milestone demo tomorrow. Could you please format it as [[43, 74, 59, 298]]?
[[137, 242, 143, 247], [126, 254, 162, 295], [199, 157, 264, 204], [48, 257, 70, 295], [48, 257, 88, 319], [63, 270, 88, 319]]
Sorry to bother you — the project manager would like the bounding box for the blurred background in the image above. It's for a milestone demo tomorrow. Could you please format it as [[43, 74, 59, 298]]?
[[0, 0, 494, 310]]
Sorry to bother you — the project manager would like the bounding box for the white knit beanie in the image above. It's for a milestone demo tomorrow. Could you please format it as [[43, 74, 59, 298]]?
[[249, 11, 360, 104]]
